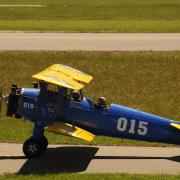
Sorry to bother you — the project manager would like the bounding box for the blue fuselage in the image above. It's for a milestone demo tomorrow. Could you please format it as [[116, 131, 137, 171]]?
[[18, 88, 180, 145]]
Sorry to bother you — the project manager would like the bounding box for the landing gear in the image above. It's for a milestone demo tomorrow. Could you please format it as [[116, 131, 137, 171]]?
[[23, 136, 48, 158], [41, 135, 48, 151]]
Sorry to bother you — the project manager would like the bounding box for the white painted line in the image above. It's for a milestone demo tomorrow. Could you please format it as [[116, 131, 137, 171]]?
[[0, 5, 46, 7]]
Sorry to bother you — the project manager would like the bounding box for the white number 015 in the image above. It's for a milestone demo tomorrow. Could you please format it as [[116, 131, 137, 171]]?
[[117, 117, 148, 136]]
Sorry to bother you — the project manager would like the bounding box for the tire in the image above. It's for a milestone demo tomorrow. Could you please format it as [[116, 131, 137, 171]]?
[[41, 136, 48, 151], [23, 138, 43, 159]]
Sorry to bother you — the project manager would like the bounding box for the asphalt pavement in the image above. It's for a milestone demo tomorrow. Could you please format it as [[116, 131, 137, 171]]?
[[0, 33, 180, 51], [0, 143, 179, 174]]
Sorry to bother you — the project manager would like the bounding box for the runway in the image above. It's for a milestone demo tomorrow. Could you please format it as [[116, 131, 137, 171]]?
[[0, 143, 179, 174], [0, 33, 180, 51]]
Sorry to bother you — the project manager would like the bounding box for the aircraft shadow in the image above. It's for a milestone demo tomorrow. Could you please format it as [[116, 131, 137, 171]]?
[[18, 146, 99, 174], [0, 146, 179, 174]]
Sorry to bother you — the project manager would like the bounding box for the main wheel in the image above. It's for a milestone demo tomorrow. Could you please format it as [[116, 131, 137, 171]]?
[[23, 138, 43, 159]]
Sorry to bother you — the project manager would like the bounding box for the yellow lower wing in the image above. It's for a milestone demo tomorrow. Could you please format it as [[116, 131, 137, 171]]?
[[170, 123, 180, 130], [45, 121, 95, 142]]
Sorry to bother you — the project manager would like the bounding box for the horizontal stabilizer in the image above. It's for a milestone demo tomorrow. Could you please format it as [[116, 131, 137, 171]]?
[[45, 121, 95, 142], [170, 123, 180, 130]]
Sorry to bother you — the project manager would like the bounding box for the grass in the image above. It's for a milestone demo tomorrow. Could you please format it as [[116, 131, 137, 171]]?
[[0, 51, 180, 146], [1, 20, 180, 32], [0, 173, 180, 180], [0, 0, 180, 32]]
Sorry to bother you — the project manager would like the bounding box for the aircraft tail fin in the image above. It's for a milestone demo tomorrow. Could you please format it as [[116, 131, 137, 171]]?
[[170, 123, 180, 130], [45, 121, 95, 142]]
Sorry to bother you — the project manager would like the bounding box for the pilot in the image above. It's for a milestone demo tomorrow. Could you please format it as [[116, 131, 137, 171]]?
[[97, 97, 107, 108], [72, 90, 81, 102]]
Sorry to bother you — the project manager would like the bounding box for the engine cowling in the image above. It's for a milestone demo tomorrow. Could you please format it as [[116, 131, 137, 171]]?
[[6, 84, 22, 118]]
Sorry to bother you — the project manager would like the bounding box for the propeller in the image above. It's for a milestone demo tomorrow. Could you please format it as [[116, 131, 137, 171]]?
[[0, 85, 9, 112], [0, 85, 3, 111]]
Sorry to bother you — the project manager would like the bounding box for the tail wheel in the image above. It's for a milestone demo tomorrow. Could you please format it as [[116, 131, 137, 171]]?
[[23, 138, 43, 159]]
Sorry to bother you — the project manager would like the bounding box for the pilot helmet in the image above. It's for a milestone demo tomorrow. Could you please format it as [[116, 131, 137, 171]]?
[[72, 90, 80, 101], [98, 97, 106, 105]]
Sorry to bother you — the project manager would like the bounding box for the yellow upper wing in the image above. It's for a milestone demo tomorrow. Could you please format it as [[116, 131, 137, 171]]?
[[32, 64, 93, 90], [48, 64, 93, 83]]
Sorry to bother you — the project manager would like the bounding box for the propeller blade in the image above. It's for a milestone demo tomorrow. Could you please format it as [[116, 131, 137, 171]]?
[[3, 94, 9, 103], [0, 85, 2, 111]]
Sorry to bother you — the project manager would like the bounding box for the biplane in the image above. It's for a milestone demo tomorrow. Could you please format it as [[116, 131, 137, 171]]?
[[1, 64, 180, 158]]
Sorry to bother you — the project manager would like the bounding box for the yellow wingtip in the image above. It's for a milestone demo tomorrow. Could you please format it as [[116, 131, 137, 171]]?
[[73, 128, 95, 142]]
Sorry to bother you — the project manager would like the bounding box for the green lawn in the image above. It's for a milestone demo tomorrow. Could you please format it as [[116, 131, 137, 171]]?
[[0, 0, 180, 32], [0, 51, 180, 146], [1, 173, 180, 180]]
